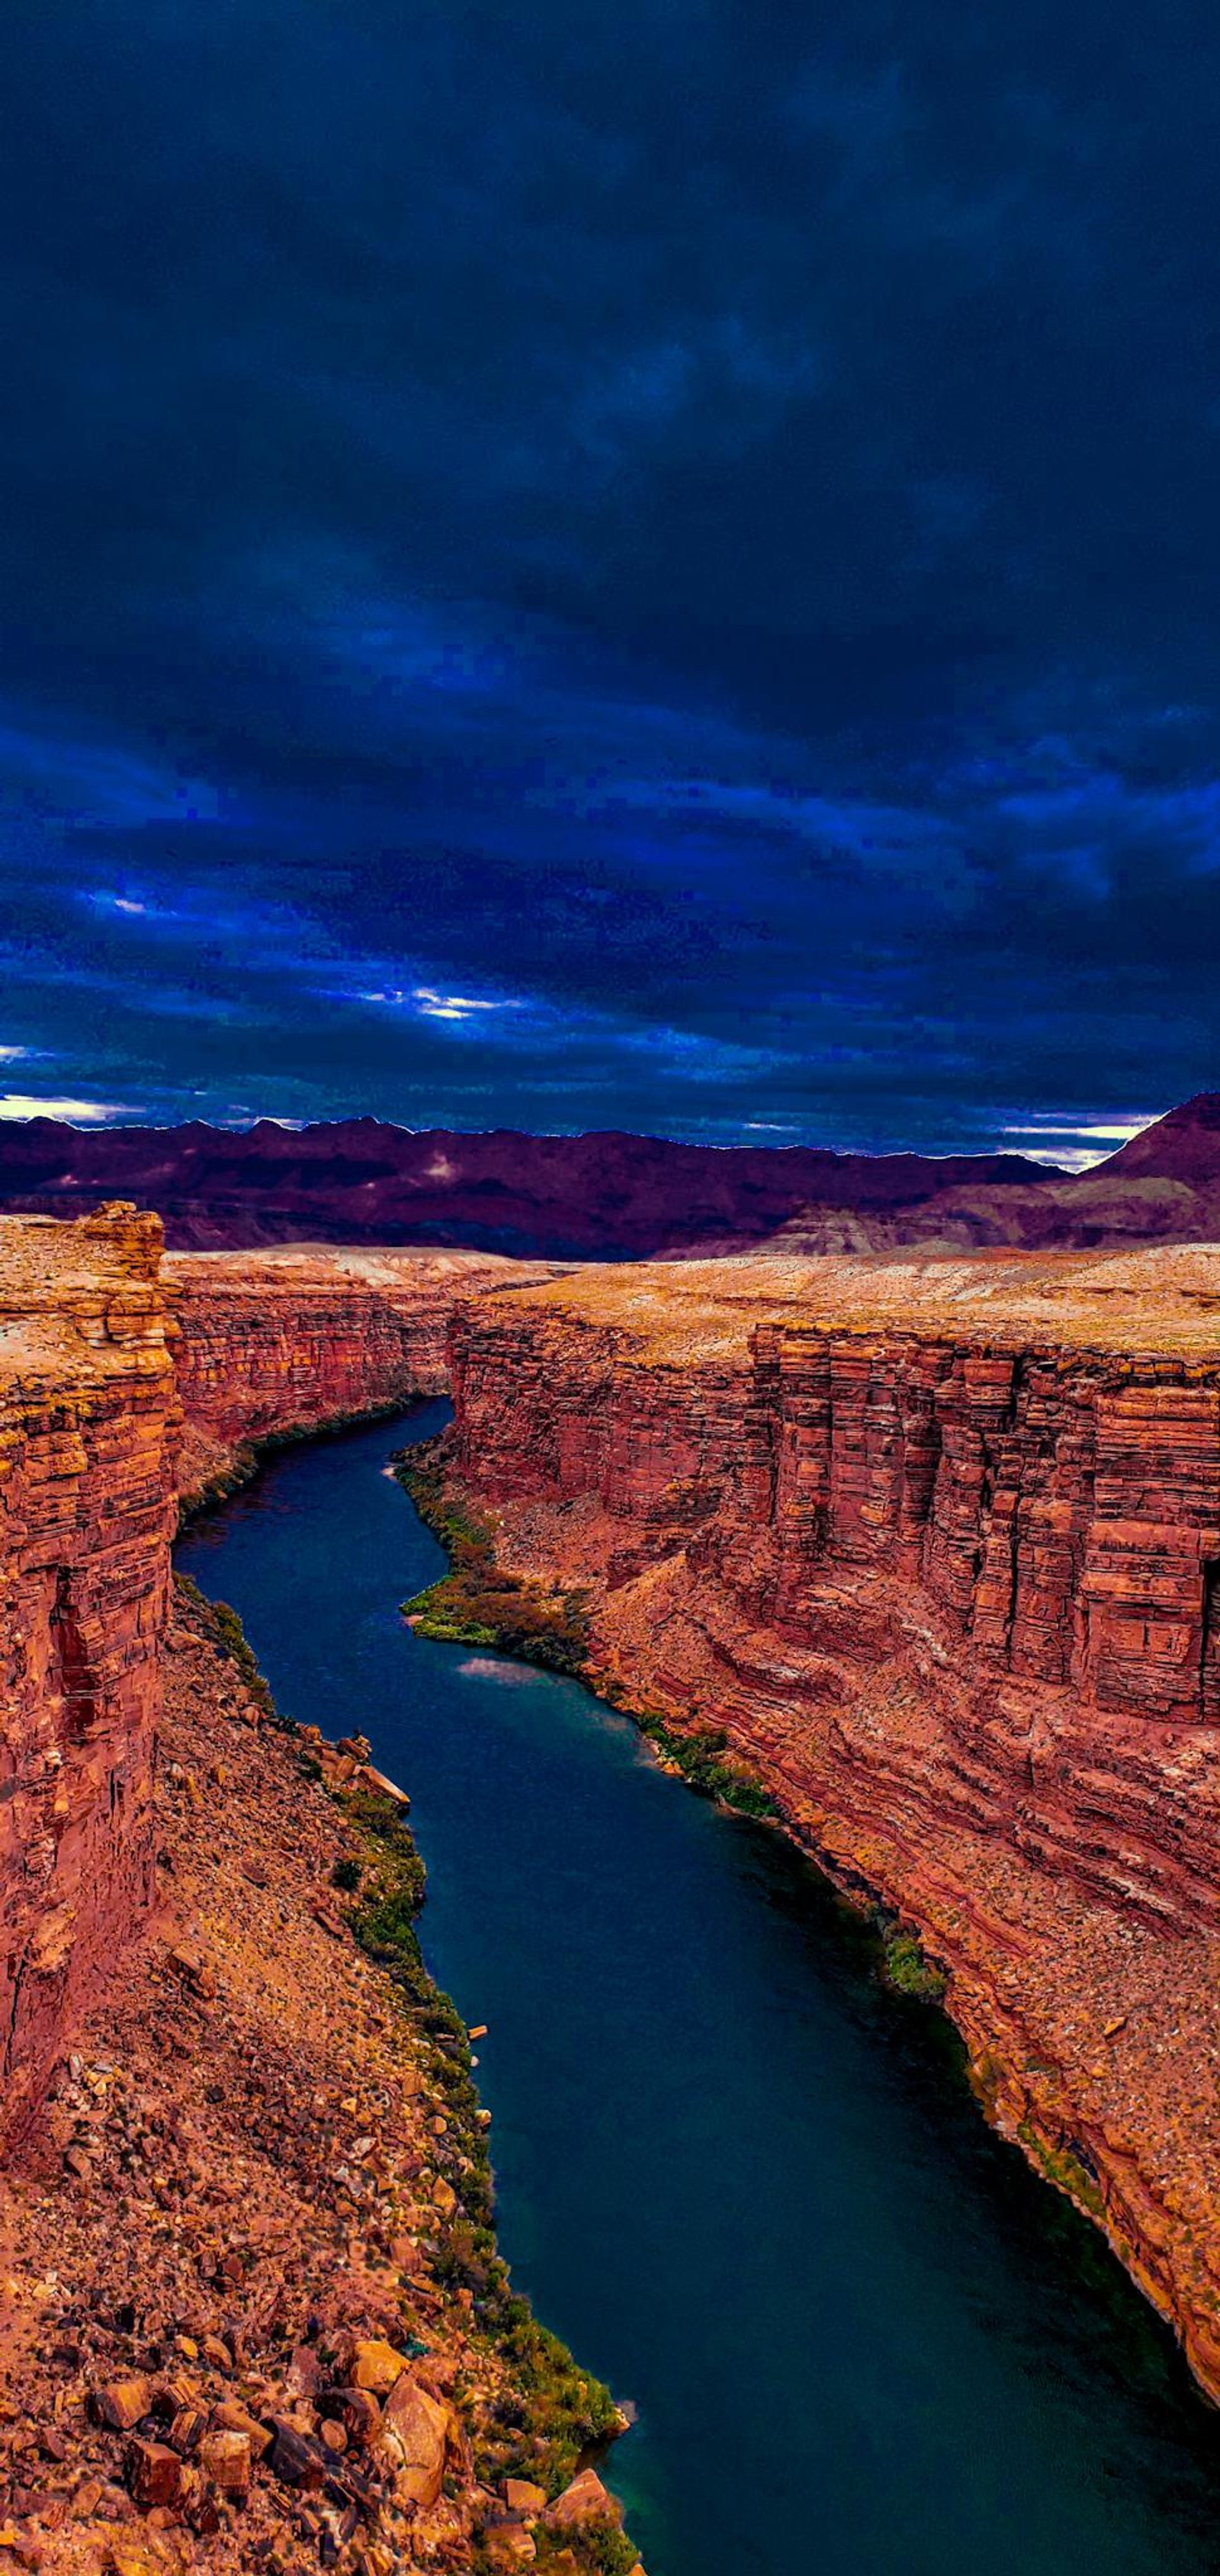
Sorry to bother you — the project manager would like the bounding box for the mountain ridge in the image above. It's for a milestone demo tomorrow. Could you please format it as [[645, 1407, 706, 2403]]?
[[0, 1094, 1215, 1254]]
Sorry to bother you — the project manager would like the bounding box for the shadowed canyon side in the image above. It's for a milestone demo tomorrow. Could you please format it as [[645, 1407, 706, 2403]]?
[[426, 1248, 1220, 2400], [0, 1205, 178, 2139]]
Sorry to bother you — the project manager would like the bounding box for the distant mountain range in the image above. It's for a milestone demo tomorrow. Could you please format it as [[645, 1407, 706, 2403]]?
[[0, 1095, 1218, 1257]]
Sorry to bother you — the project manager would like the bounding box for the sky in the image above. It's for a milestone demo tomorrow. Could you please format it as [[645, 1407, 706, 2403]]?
[[0, 3, 1216, 1165]]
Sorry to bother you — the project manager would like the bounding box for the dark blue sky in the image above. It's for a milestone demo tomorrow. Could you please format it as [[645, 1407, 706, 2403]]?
[[0, 2, 1216, 1161]]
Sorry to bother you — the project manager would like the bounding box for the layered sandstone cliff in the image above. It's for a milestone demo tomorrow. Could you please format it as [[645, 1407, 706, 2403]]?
[[436, 1245, 1220, 2399], [0, 1206, 178, 2138], [167, 1244, 556, 1506], [0, 1230, 551, 2123]]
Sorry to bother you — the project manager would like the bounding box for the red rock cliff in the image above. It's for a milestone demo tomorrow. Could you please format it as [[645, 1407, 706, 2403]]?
[[0, 1206, 178, 2138], [0, 1231, 547, 2128], [441, 1248, 1220, 2400], [167, 1245, 554, 1504]]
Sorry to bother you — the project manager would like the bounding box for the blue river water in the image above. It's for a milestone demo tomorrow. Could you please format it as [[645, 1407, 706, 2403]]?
[[177, 1405, 1220, 2576]]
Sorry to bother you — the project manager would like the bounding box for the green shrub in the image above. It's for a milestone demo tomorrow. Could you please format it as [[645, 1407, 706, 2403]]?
[[396, 1440, 591, 1673], [877, 1916, 948, 2002], [172, 1576, 281, 1721], [528, 2523, 639, 2575], [1018, 2121, 1104, 2218], [633, 1709, 776, 1819]]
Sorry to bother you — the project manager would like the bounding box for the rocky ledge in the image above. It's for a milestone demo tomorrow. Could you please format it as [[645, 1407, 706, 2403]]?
[[0, 1580, 641, 2576]]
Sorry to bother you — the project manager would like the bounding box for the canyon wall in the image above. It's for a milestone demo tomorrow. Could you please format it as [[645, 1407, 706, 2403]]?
[[0, 1206, 178, 2137], [167, 1244, 553, 1505], [439, 1250, 1220, 2399], [0, 1229, 547, 2130]]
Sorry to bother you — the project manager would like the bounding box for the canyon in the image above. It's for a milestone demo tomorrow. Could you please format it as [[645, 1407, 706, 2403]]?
[[0, 1219, 547, 2134], [0, 1206, 178, 2140], [6, 1196, 1220, 2555], [165, 1244, 557, 1508]]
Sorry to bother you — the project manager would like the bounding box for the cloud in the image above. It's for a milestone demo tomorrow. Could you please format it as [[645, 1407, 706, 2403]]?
[[0, 1093, 131, 1123], [1000, 1114, 1162, 1171], [0, 2, 1215, 1143]]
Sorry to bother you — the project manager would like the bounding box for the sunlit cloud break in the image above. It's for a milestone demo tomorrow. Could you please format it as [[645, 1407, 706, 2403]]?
[[352, 984, 524, 1026], [1001, 1115, 1161, 1172], [0, 1094, 132, 1123], [1003, 1119, 1161, 1142]]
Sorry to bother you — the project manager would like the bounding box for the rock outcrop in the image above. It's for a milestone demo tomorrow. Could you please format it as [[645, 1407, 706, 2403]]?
[[0, 1584, 634, 2574], [0, 1206, 178, 2139], [435, 1246, 1220, 2401], [0, 1225, 548, 2126], [0, 1222, 640, 2571]]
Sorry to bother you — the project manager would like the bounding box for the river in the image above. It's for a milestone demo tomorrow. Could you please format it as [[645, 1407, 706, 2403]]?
[[177, 1403, 1220, 2576]]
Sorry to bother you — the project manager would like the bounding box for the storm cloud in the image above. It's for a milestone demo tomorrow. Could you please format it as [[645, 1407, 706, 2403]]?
[[0, 0, 1216, 1155]]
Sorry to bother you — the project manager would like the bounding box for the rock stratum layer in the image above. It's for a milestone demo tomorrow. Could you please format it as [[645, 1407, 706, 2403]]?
[[437, 1245, 1220, 2401], [0, 1207, 178, 2140]]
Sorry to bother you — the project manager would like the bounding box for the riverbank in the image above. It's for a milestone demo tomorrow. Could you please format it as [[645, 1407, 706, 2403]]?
[[176, 1397, 425, 1525], [0, 1573, 641, 2576]]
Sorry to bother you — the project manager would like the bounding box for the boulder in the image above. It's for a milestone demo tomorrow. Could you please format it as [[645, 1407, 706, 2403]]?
[[267, 2417, 326, 2491], [379, 2374, 450, 2507], [124, 2439, 183, 2510], [92, 2378, 152, 2433], [210, 2400, 272, 2459], [197, 2428, 251, 2501], [345, 2337, 408, 2395], [330, 2385, 381, 2449], [483, 2523, 537, 2567], [545, 2468, 622, 2529], [504, 2478, 547, 2514]]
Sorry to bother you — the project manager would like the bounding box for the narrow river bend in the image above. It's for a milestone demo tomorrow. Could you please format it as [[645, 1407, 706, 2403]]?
[[178, 1405, 1220, 2576]]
